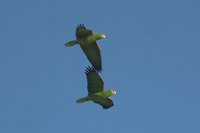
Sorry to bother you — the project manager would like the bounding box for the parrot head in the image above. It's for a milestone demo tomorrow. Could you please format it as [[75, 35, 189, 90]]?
[[95, 33, 106, 40]]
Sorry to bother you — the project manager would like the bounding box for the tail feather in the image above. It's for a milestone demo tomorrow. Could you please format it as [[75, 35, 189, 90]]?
[[76, 97, 90, 103], [65, 40, 78, 47]]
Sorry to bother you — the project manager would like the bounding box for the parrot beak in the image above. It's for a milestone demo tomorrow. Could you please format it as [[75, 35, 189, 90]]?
[[112, 90, 117, 95], [102, 34, 106, 38]]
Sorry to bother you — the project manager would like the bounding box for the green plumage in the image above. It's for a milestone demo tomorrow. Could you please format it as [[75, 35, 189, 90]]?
[[76, 67, 116, 109], [65, 24, 105, 72]]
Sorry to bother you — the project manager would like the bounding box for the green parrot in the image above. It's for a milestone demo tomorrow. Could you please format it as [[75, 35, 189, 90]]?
[[65, 24, 105, 72], [76, 66, 116, 109]]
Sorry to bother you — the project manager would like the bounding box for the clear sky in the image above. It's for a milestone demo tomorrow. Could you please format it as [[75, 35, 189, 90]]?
[[0, 0, 200, 133]]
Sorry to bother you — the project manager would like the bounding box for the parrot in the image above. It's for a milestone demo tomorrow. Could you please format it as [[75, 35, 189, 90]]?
[[76, 66, 116, 109], [65, 24, 105, 72]]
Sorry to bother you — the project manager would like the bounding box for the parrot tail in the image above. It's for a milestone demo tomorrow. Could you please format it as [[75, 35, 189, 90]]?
[[65, 40, 78, 47], [76, 97, 90, 103]]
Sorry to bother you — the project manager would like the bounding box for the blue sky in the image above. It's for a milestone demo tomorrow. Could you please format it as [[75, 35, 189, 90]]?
[[0, 0, 200, 133]]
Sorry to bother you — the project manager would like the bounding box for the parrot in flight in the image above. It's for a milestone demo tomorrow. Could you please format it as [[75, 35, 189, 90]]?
[[76, 66, 116, 109], [65, 24, 105, 72]]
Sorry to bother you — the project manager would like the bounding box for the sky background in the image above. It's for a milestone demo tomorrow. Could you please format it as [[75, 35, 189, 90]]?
[[0, 0, 200, 133]]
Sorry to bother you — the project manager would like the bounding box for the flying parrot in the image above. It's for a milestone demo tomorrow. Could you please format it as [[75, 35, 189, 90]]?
[[76, 66, 116, 109], [65, 24, 105, 72]]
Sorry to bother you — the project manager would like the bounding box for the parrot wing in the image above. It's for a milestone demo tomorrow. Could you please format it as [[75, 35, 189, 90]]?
[[85, 66, 104, 95], [76, 24, 92, 38], [80, 43, 102, 72], [95, 98, 114, 109]]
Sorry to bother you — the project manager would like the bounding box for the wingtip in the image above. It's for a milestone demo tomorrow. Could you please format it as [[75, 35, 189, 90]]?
[[102, 105, 114, 109], [84, 66, 96, 74], [76, 24, 86, 30], [84, 66, 102, 74], [94, 66, 103, 73]]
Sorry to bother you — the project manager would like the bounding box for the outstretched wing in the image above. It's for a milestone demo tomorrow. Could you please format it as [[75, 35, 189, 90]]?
[[85, 66, 103, 95], [80, 42, 102, 72], [95, 98, 114, 109], [76, 24, 102, 72], [76, 24, 92, 38]]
